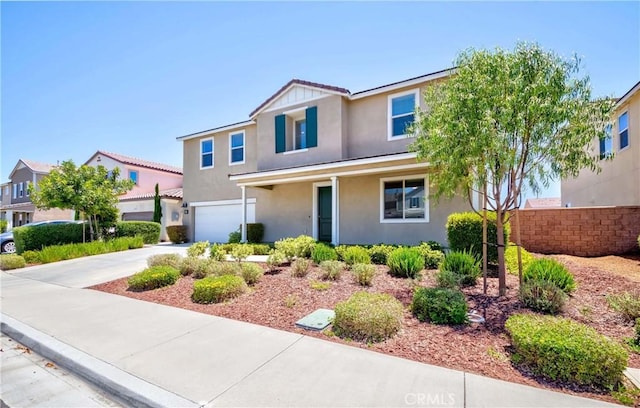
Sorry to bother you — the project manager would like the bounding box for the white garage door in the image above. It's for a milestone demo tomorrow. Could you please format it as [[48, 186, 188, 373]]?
[[194, 203, 255, 243]]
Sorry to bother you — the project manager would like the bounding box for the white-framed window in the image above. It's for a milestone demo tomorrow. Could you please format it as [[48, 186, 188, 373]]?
[[380, 175, 429, 223], [619, 111, 629, 150], [13, 184, 17, 199], [229, 131, 245, 165], [18, 182, 24, 198], [388, 89, 419, 140], [129, 170, 139, 185], [599, 124, 613, 160], [275, 106, 317, 154], [201, 138, 214, 169]]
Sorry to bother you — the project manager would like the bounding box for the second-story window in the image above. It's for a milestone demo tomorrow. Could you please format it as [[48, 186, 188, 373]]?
[[19, 182, 24, 198], [619, 112, 629, 150], [600, 124, 613, 159], [229, 131, 245, 165], [26, 181, 30, 197], [201, 138, 214, 169], [13, 184, 17, 199], [388, 89, 419, 140], [275, 106, 317, 154], [295, 119, 307, 150], [129, 170, 139, 185]]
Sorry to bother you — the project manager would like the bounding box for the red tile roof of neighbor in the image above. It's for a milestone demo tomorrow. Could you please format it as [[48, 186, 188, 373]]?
[[20, 159, 56, 173], [95, 151, 182, 175], [120, 187, 183, 201], [524, 197, 561, 208]]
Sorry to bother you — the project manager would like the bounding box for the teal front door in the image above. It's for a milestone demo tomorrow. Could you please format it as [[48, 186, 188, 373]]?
[[318, 186, 332, 243]]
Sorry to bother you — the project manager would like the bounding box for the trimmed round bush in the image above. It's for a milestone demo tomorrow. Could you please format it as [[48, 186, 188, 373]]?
[[240, 262, 264, 285], [368, 244, 396, 265], [166, 225, 188, 244], [341, 246, 371, 266], [439, 250, 480, 287], [352, 263, 376, 286], [416, 243, 445, 269], [147, 253, 183, 269], [505, 314, 628, 389], [524, 259, 576, 294], [128, 266, 180, 291], [387, 247, 425, 279], [116, 221, 161, 244], [412, 287, 468, 325], [333, 292, 404, 342], [191, 275, 247, 304], [312, 243, 338, 264], [519, 279, 566, 315], [0, 254, 26, 270], [446, 212, 509, 263]]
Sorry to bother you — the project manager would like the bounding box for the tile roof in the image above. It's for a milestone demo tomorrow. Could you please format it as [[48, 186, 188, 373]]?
[[249, 79, 350, 118], [21, 159, 56, 173], [524, 197, 561, 208], [120, 187, 183, 201], [95, 151, 182, 175]]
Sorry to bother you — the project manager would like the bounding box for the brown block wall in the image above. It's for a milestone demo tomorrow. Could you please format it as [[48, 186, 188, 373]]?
[[512, 206, 640, 257]]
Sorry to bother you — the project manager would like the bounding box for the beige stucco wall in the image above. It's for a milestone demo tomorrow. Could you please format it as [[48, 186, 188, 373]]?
[[561, 91, 640, 206], [256, 95, 345, 171], [255, 182, 314, 242]]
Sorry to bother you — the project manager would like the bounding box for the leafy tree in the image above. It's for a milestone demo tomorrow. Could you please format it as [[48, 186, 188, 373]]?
[[29, 160, 134, 241], [411, 42, 613, 295], [153, 183, 162, 224]]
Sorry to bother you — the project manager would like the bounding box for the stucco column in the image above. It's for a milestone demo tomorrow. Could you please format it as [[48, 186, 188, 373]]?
[[331, 176, 338, 245], [241, 185, 247, 243], [6, 210, 13, 231]]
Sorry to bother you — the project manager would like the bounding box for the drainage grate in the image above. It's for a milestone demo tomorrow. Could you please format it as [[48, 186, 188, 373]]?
[[294, 308, 335, 331]]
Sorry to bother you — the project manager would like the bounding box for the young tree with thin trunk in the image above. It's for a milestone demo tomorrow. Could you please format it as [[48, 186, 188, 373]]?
[[411, 42, 614, 296]]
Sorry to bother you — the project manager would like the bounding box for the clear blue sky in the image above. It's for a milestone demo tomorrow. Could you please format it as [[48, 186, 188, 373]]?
[[2, 1, 639, 202]]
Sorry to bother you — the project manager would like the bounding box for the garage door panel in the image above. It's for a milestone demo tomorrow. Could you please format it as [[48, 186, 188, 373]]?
[[195, 204, 255, 243]]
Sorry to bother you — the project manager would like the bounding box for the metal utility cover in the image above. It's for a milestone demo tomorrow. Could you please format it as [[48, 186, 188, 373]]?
[[295, 308, 335, 331]]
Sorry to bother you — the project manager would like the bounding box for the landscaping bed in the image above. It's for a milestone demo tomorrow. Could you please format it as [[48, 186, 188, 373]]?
[[91, 255, 640, 405]]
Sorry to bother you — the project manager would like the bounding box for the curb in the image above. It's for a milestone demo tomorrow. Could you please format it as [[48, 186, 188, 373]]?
[[0, 313, 198, 408]]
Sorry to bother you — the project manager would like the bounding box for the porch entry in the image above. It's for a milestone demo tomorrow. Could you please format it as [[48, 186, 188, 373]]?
[[317, 186, 332, 242]]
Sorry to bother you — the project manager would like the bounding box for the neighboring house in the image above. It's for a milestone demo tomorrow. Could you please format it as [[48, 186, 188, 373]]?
[[523, 197, 561, 209], [84, 151, 183, 241], [562, 81, 640, 206], [0, 159, 74, 230], [178, 70, 471, 245]]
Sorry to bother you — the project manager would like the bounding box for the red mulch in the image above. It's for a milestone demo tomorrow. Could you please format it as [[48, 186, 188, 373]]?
[[90, 257, 640, 406]]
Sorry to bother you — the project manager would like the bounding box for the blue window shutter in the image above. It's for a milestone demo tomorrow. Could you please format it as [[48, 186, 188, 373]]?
[[275, 115, 286, 153], [306, 106, 317, 148]]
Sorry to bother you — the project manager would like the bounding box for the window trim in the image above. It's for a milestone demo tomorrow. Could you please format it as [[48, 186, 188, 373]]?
[[379, 174, 429, 223], [619, 111, 629, 151], [387, 89, 419, 141], [129, 170, 139, 185], [229, 130, 246, 166], [599, 124, 613, 160], [200, 138, 214, 169], [13, 184, 17, 199], [18, 182, 24, 198]]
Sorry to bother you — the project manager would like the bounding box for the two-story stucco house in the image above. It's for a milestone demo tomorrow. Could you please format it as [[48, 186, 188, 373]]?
[[179, 70, 471, 245], [562, 81, 640, 206], [84, 151, 184, 241], [0, 159, 75, 230]]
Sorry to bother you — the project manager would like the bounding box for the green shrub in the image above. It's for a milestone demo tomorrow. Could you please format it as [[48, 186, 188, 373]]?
[[0, 254, 26, 270], [435, 269, 461, 289], [446, 212, 509, 263], [387, 247, 424, 279], [633, 318, 640, 348], [13, 223, 84, 253], [179, 257, 200, 276], [519, 279, 567, 315], [187, 241, 209, 258], [341, 246, 371, 266], [231, 243, 254, 262], [21, 250, 40, 264], [228, 229, 241, 243], [192, 259, 217, 279], [246, 223, 264, 243], [291, 258, 312, 277], [439, 250, 480, 287], [505, 245, 535, 275], [424, 240, 444, 252], [412, 287, 468, 325], [147, 253, 183, 269], [191, 275, 247, 303], [368, 244, 396, 265], [0, 219, 7, 233], [266, 249, 285, 272], [166, 225, 188, 244], [311, 243, 338, 264], [274, 237, 297, 261], [333, 292, 404, 342], [35, 237, 143, 264], [606, 292, 640, 321], [127, 266, 180, 291], [319, 260, 344, 281], [209, 243, 227, 261], [211, 261, 242, 277], [505, 314, 628, 389], [352, 263, 376, 286], [118, 236, 144, 249], [251, 243, 271, 255], [275, 235, 316, 261], [116, 221, 160, 244], [416, 243, 445, 269], [240, 262, 263, 285], [524, 259, 576, 294], [220, 243, 236, 254], [335, 245, 349, 261], [310, 280, 331, 291]]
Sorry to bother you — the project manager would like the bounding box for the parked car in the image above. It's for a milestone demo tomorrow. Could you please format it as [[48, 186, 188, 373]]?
[[0, 220, 78, 254]]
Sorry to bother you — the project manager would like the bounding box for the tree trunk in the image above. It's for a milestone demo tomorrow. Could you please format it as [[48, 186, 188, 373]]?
[[496, 209, 507, 296], [515, 208, 524, 286], [482, 183, 488, 295]]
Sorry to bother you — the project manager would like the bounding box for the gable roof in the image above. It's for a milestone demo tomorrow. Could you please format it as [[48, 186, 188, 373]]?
[[9, 159, 57, 180], [120, 187, 183, 201], [616, 80, 640, 108], [86, 151, 182, 175]]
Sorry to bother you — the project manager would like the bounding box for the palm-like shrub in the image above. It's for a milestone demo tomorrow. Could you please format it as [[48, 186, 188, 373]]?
[[387, 247, 425, 279], [439, 250, 480, 287], [524, 258, 576, 294]]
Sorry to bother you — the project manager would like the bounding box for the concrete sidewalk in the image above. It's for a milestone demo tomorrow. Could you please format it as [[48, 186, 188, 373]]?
[[0, 248, 621, 407]]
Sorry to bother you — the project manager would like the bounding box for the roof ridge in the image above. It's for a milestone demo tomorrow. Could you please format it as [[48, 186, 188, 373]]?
[[96, 150, 182, 174]]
